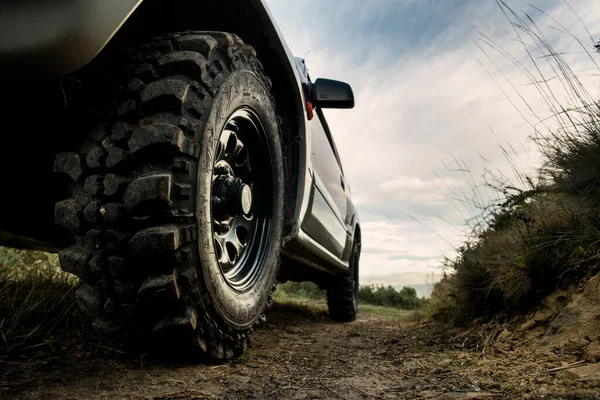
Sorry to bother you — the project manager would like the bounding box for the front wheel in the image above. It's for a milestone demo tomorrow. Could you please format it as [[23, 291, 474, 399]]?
[[54, 31, 284, 361]]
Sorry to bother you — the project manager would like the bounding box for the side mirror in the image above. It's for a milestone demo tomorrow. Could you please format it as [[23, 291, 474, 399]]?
[[312, 78, 355, 109]]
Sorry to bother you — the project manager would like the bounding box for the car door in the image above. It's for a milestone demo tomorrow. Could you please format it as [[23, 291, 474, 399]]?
[[302, 107, 349, 258]]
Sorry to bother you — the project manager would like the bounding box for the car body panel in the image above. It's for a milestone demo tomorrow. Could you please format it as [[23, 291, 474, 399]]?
[[0, 0, 143, 82], [300, 108, 349, 258], [301, 177, 347, 257]]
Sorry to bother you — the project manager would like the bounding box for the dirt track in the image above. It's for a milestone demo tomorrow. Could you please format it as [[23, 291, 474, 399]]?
[[2, 303, 599, 400]]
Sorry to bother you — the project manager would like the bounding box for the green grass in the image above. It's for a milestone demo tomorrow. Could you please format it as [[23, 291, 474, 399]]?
[[272, 289, 420, 321], [358, 304, 419, 320]]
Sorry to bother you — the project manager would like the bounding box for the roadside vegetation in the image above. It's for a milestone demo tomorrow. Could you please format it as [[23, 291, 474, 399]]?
[[273, 281, 421, 320], [429, 2, 600, 326], [0, 247, 81, 354], [276, 281, 423, 309]]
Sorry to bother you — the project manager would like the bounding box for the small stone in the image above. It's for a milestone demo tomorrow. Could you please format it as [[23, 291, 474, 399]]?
[[497, 329, 512, 341], [533, 309, 554, 323], [519, 320, 536, 331], [562, 363, 600, 381], [583, 342, 600, 363], [561, 338, 591, 355]]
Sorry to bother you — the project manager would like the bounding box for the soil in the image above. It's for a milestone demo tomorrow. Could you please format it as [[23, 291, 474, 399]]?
[[1, 302, 599, 400], [538, 275, 600, 358]]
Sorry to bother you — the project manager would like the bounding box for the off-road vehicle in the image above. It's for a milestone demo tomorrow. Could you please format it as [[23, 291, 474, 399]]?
[[0, 0, 360, 361]]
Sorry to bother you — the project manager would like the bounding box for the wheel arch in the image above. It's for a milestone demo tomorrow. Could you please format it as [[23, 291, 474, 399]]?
[[353, 222, 362, 248], [353, 222, 361, 282], [98, 0, 306, 238], [352, 221, 362, 268]]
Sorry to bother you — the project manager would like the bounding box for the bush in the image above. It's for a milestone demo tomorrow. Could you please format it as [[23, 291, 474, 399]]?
[[426, 278, 459, 323], [0, 246, 80, 354], [358, 285, 420, 309], [438, 192, 600, 324], [276, 281, 422, 310]]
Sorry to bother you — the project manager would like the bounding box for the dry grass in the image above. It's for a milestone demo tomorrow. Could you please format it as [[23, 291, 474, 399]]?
[[0, 246, 80, 354], [430, 3, 600, 326], [434, 189, 600, 325]]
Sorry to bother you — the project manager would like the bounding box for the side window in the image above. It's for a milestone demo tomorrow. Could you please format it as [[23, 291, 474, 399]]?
[[314, 109, 344, 174], [311, 110, 340, 178]]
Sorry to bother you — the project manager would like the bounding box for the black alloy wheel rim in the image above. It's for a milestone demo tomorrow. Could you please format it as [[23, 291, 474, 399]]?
[[211, 107, 273, 292]]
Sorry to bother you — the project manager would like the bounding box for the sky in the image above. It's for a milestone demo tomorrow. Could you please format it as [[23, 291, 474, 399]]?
[[265, 0, 600, 282]]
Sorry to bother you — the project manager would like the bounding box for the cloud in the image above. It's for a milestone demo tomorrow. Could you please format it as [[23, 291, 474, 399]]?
[[265, 0, 600, 276], [357, 219, 461, 276], [378, 176, 463, 206]]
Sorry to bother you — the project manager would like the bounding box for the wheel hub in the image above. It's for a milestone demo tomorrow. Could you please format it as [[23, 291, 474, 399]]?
[[212, 176, 253, 217], [237, 184, 253, 215]]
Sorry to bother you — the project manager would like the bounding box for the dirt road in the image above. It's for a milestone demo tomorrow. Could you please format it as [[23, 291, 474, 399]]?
[[2, 303, 598, 399]]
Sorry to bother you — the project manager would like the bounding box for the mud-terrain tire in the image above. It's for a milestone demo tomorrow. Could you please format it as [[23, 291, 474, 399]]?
[[327, 241, 360, 322], [53, 31, 284, 361]]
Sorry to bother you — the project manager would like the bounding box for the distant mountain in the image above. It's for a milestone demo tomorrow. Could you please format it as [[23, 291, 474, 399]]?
[[361, 271, 442, 298]]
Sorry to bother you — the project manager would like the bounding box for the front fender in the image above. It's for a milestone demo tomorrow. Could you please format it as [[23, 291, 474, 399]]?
[[0, 0, 142, 82]]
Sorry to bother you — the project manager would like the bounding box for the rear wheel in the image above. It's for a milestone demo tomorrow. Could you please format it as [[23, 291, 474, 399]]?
[[327, 240, 360, 322], [54, 31, 284, 361]]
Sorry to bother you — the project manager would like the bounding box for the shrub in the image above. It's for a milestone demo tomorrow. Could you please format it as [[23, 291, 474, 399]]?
[[277, 281, 422, 310], [0, 247, 80, 354], [426, 278, 459, 323], [440, 192, 600, 324], [358, 285, 420, 309]]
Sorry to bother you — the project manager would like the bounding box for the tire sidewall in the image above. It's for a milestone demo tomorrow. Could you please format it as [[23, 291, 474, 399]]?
[[196, 69, 283, 329]]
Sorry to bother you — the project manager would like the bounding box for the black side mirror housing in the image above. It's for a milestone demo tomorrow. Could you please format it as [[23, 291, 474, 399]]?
[[312, 78, 355, 109]]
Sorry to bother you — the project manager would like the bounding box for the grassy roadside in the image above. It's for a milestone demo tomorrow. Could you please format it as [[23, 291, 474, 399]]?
[[0, 247, 81, 355], [272, 289, 420, 321]]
